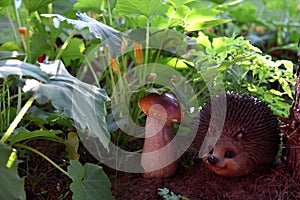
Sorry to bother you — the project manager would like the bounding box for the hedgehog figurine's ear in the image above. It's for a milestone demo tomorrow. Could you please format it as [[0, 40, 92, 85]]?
[[234, 130, 246, 142]]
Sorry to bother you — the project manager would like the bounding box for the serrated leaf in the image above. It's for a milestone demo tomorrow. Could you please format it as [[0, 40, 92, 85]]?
[[115, 0, 161, 18], [22, 60, 110, 149], [68, 160, 114, 200], [0, 142, 26, 200], [0, 59, 48, 82], [8, 130, 63, 145]]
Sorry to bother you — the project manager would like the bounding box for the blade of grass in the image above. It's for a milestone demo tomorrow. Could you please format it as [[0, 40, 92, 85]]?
[[0, 97, 34, 143]]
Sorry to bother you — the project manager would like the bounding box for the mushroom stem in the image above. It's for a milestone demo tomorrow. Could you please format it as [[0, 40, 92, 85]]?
[[141, 117, 178, 178]]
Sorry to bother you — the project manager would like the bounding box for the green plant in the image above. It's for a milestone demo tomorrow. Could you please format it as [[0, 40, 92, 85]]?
[[158, 188, 189, 200]]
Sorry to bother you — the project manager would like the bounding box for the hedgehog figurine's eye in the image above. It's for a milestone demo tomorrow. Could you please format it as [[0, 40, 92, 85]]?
[[224, 151, 235, 158]]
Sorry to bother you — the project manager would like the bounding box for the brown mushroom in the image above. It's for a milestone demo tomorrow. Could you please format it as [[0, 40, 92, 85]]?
[[138, 92, 181, 178]]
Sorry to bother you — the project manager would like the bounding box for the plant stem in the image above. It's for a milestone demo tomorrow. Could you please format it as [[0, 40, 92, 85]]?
[[14, 144, 69, 177], [0, 97, 34, 143], [145, 18, 150, 65], [106, 0, 113, 25], [25, 13, 31, 63], [55, 29, 77, 60], [48, 3, 55, 59], [5, 8, 18, 45], [12, 0, 24, 48]]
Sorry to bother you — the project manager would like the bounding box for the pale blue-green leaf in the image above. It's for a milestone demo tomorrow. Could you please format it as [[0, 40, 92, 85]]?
[[0, 59, 48, 82], [0, 51, 25, 60], [42, 12, 123, 58], [22, 60, 110, 149]]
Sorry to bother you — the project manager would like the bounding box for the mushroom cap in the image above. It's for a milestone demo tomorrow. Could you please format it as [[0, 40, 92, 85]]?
[[138, 93, 181, 122]]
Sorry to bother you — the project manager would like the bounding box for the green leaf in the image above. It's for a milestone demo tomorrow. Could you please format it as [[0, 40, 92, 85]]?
[[0, 59, 49, 82], [0, 142, 26, 200], [185, 8, 231, 31], [23, 0, 58, 14], [167, 0, 194, 9], [74, 0, 103, 12], [115, 0, 161, 18], [30, 32, 51, 63], [61, 38, 85, 66], [0, 0, 12, 7], [0, 42, 21, 51], [22, 60, 111, 149], [68, 160, 114, 200], [8, 130, 63, 144], [186, 19, 231, 31]]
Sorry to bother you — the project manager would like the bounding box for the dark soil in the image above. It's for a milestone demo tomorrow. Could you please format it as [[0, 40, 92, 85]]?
[[20, 140, 300, 200]]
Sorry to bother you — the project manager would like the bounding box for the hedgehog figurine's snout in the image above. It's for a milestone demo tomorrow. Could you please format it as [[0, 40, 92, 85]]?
[[207, 155, 218, 165]]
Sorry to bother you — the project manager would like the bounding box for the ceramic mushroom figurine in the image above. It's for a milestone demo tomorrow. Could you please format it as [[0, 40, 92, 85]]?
[[138, 92, 181, 178]]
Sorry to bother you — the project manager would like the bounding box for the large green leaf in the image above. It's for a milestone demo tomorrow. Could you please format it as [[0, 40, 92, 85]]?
[[0, 59, 48, 82], [68, 160, 114, 200], [0, 142, 26, 200], [22, 60, 110, 149], [115, 0, 161, 18]]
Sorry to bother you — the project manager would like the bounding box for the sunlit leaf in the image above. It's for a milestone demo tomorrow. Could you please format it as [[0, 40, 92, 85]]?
[[68, 160, 114, 200], [167, 0, 194, 9]]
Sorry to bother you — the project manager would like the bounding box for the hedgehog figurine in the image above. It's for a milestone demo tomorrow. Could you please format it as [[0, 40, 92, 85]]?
[[194, 92, 280, 177]]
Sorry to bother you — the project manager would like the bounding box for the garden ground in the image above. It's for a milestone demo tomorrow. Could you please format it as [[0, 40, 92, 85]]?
[[22, 140, 300, 200]]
